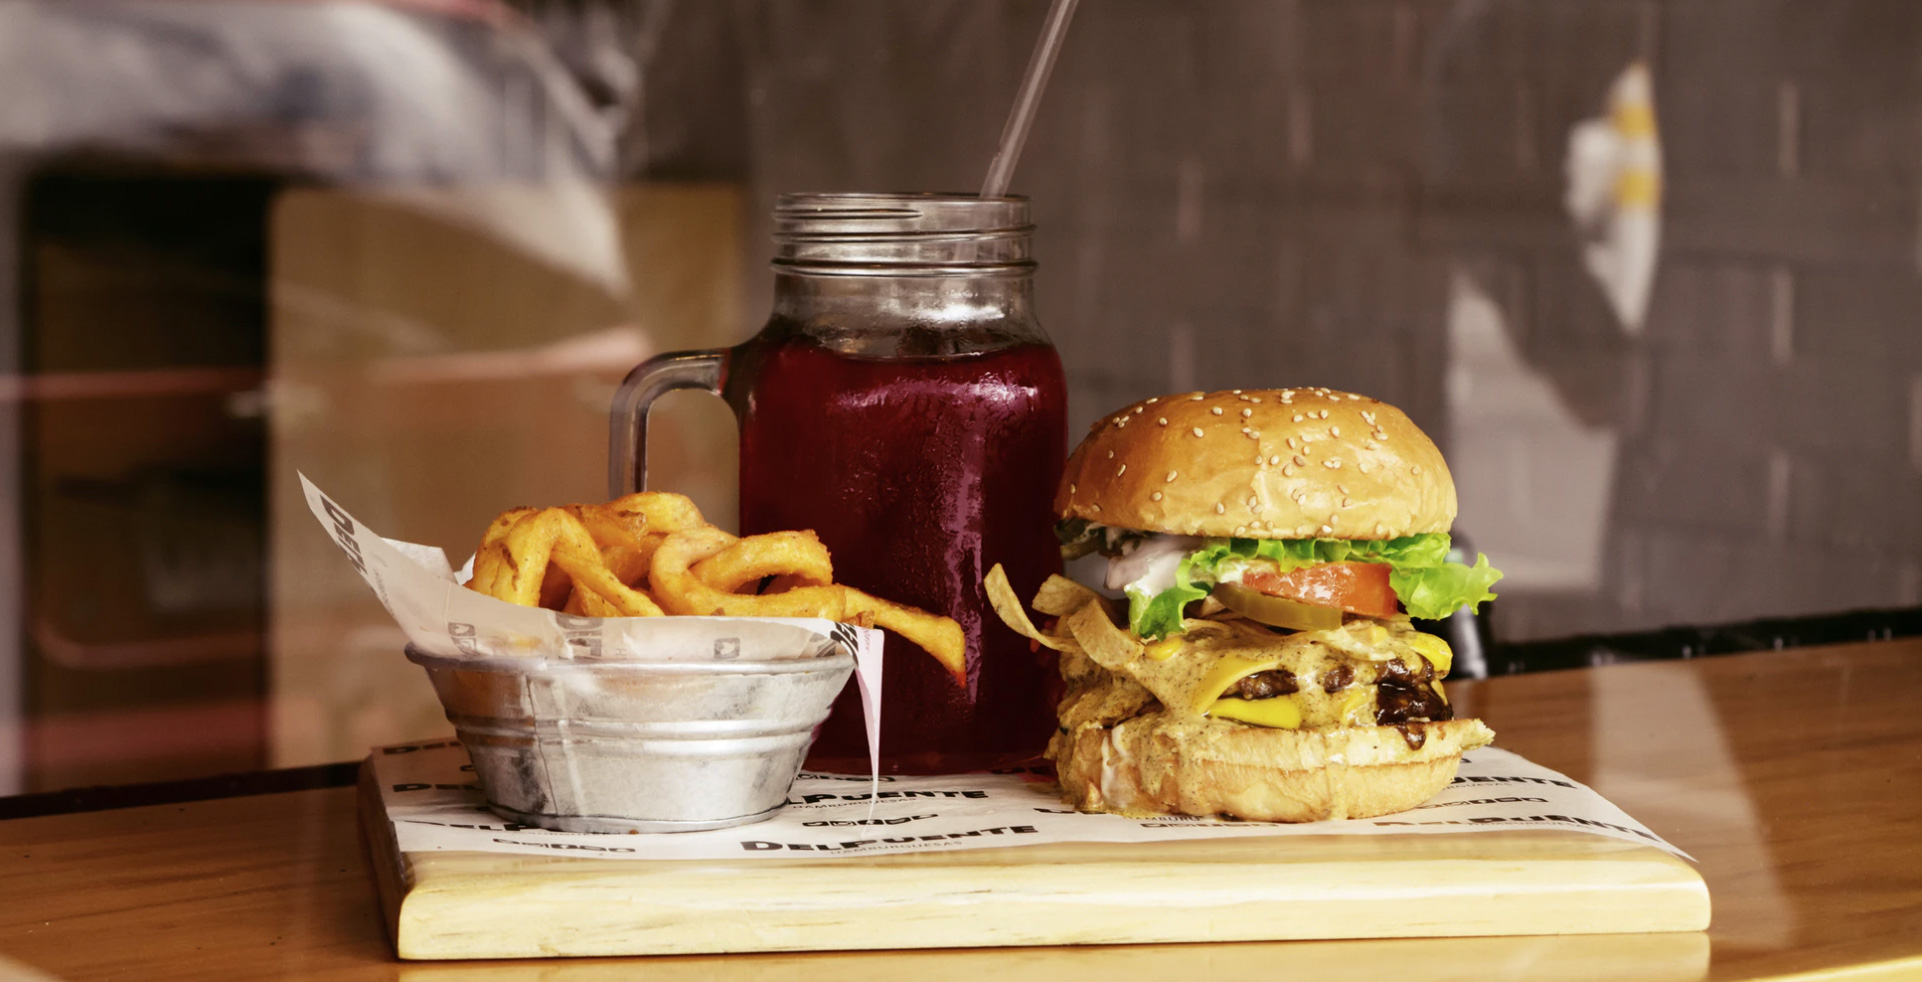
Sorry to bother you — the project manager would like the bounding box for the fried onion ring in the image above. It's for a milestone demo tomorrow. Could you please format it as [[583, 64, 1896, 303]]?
[[565, 491, 706, 586], [466, 495, 965, 687], [652, 528, 965, 683], [692, 530, 834, 593], [469, 508, 664, 616]]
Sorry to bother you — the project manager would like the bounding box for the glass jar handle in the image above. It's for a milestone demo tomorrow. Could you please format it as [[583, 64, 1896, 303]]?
[[607, 349, 729, 498]]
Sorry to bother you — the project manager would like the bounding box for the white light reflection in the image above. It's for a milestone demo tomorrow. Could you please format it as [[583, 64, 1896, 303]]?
[[1590, 664, 1798, 948]]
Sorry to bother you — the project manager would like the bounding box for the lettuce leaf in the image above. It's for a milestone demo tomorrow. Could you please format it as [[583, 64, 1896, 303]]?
[[1126, 577, 1211, 640], [1388, 552, 1503, 621], [1122, 532, 1503, 637]]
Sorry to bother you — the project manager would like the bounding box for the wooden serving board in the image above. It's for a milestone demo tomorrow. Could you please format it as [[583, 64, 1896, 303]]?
[[357, 767, 1710, 960]]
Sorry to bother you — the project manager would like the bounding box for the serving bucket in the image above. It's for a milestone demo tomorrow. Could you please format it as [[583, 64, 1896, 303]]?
[[406, 645, 855, 833]]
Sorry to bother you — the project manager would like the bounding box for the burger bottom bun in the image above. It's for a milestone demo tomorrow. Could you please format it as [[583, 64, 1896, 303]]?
[[1051, 714, 1497, 823]]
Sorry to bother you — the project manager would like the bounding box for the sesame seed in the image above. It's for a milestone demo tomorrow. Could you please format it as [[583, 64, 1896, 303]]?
[[1117, 464, 1127, 476], [1269, 455, 1281, 465], [1361, 411, 1377, 425], [1358, 461, 1371, 474], [1250, 397, 1263, 403], [1375, 523, 1388, 536], [1192, 427, 1205, 437], [1412, 465, 1423, 475], [1215, 503, 1226, 514], [1248, 496, 1258, 508], [1166, 471, 1178, 482], [1146, 397, 1159, 404], [1320, 524, 1334, 534], [1091, 504, 1102, 512], [1330, 426, 1341, 438], [1152, 491, 1164, 501], [1319, 409, 1331, 419], [1211, 406, 1224, 416], [1325, 458, 1343, 469], [1287, 437, 1298, 449], [1234, 525, 1247, 535], [1342, 497, 1352, 507], [1192, 393, 1205, 401], [1292, 455, 1306, 466], [1242, 408, 1253, 418], [1293, 414, 1304, 423], [1232, 389, 1243, 394], [1107, 450, 1115, 458], [1329, 513, 1339, 524], [1069, 484, 1077, 494], [1158, 417, 1169, 426], [1338, 484, 1349, 494], [1283, 464, 1296, 476], [1135, 406, 1145, 414], [1374, 429, 1387, 440]]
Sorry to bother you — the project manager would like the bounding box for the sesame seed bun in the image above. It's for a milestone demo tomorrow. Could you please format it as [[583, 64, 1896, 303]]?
[[1055, 388, 1457, 540], [1051, 713, 1496, 822]]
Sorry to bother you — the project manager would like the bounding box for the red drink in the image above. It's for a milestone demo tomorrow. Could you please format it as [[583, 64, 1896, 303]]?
[[609, 193, 1064, 773], [730, 333, 1066, 774]]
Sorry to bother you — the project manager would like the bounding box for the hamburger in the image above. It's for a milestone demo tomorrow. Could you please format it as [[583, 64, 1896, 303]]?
[[987, 387, 1502, 822]]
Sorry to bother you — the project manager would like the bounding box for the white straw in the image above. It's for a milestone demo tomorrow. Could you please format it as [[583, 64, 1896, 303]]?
[[980, 0, 1081, 198]]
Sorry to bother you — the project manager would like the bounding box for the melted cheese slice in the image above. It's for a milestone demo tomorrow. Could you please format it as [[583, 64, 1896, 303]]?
[[1207, 695, 1303, 729], [1049, 597, 1453, 731], [1190, 654, 1291, 715]]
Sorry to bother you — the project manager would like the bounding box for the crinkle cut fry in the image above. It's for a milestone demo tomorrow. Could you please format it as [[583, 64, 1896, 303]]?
[[651, 528, 967, 684]]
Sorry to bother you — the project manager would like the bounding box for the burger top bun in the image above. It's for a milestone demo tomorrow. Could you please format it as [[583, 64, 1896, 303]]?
[[1055, 387, 1457, 540]]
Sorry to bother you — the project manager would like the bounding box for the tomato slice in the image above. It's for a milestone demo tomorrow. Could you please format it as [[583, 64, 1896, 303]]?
[[1238, 562, 1398, 618]]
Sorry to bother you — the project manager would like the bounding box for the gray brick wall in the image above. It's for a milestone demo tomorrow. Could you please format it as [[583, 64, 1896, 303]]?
[[621, 0, 1922, 640]]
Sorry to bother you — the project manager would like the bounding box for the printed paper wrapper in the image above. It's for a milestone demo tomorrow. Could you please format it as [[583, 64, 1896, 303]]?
[[371, 740, 1692, 862], [299, 473, 886, 779]]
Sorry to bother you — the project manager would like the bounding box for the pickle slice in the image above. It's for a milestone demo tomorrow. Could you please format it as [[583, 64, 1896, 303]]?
[[1212, 583, 1343, 633]]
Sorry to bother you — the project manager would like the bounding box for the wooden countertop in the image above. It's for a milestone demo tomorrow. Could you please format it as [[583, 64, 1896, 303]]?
[[4, 641, 1920, 981]]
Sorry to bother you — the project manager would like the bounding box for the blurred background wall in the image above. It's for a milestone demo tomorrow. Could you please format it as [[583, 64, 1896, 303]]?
[[4, 0, 1920, 789]]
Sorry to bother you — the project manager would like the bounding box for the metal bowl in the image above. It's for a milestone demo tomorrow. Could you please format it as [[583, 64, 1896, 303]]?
[[405, 645, 854, 833]]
